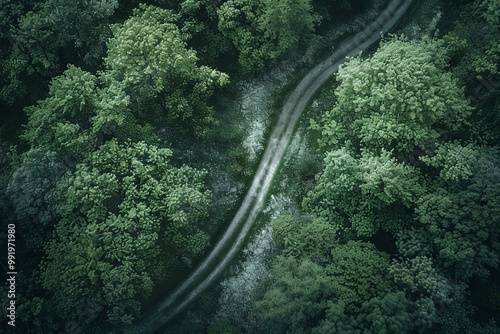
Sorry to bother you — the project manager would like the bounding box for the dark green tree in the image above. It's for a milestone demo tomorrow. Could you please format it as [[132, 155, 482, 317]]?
[[355, 292, 412, 334], [326, 241, 393, 313], [0, 0, 118, 105], [443, 0, 500, 144], [435, 283, 500, 334], [414, 146, 500, 281], [217, 0, 318, 69], [6, 148, 67, 251], [40, 140, 211, 329]]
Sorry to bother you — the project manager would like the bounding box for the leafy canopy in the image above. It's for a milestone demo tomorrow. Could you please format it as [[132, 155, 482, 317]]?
[[41, 140, 211, 327], [312, 37, 470, 154], [105, 4, 229, 137], [303, 147, 422, 238], [217, 0, 318, 69]]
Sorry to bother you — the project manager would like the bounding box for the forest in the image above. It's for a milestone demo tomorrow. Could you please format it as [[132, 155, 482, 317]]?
[[0, 0, 499, 333]]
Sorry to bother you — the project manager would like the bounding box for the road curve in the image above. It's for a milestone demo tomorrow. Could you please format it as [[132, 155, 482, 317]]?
[[136, 0, 415, 332]]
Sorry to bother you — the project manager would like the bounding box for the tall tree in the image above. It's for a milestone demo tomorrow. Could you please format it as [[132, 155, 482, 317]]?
[[303, 147, 423, 238], [0, 0, 118, 105], [39, 140, 212, 330], [217, 0, 318, 69], [311, 37, 470, 155], [105, 4, 229, 137], [22, 65, 153, 159]]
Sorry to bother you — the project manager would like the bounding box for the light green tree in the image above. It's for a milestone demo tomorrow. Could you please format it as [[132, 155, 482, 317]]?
[[312, 37, 470, 154], [22, 65, 156, 157], [303, 147, 422, 238], [272, 214, 338, 264], [105, 4, 229, 137]]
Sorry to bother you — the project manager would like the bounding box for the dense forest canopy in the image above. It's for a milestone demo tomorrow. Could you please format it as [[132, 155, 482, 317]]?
[[0, 0, 499, 333]]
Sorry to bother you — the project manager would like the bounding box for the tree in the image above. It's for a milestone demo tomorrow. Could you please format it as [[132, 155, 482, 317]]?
[[105, 4, 229, 137], [443, 0, 500, 144], [207, 318, 237, 334], [311, 37, 471, 154], [303, 147, 422, 238], [420, 141, 482, 182], [0, 0, 118, 105], [389, 256, 439, 300], [252, 256, 333, 333], [176, 0, 234, 67], [217, 0, 318, 69], [23, 65, 101, 154], [435, 283, 500, 334], [326, 241, 393, 313], [355, 292, 412, 334], [22, 65, 153, 158], [312, 300, 357, 334], [6, 148, 67, 251], [414, 146, 500, 281], [40, 140, 212, 329], [272, 214, 338, 264]]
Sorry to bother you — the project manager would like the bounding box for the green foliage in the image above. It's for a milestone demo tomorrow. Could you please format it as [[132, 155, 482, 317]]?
[[312, 37, 470, 154], [22, 65, 134, 156], [207, 318, 237, 334], [252, 256, 333, 333], [40, 140, 211, 328], [415, 146, 500, 281], [303, 147, 422, 238], [6, 148, 67, 251], [311, 300, 356, 334], [443, 0, 500, 144], [445, 0, 500, 82], [326, 241, 393, 313], [105, 4, 229, 137], [229, 144, 249, 175], [355, 291, 412, 334], [313, 292, 412, 333], [0, 0, 118, 105], [0, 145, 17, 224], [390, 256, 438, 299], [217, 0, 318, 69], [177, 0, 234, 66], [420, 141, 482, 182], [436, 283, 500, 334], [272, 214, 337, 264], [22, 65, 158, 159]]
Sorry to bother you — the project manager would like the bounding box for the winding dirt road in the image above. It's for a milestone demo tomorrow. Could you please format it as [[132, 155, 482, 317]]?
[[137, 0, 415, 332]]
